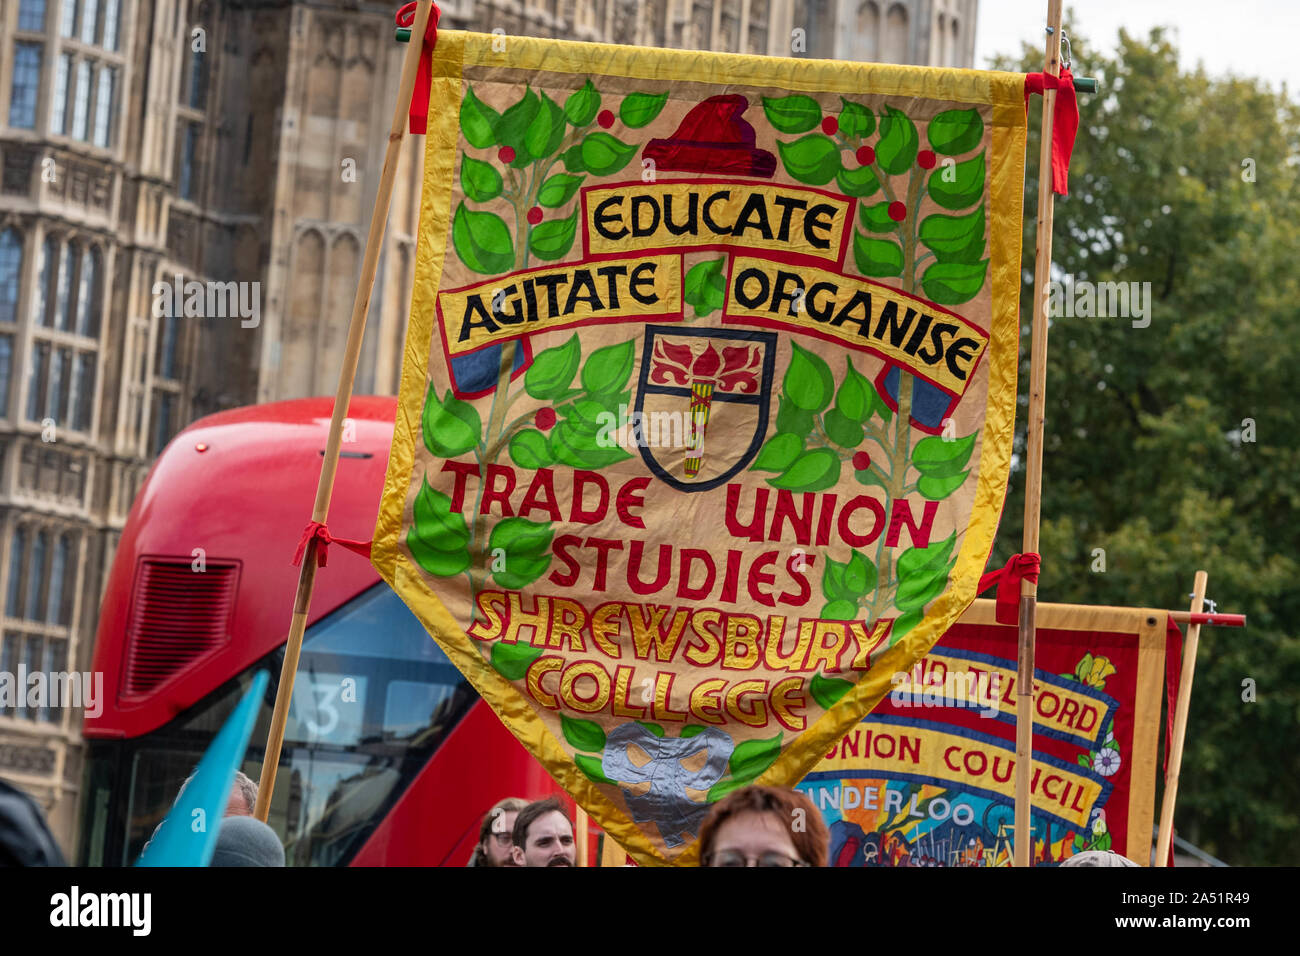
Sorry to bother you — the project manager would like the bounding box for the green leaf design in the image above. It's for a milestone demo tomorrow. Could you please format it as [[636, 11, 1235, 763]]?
[[894, 561, 952, 612], [853, 232, 904, 278], [490, 641, 543, 681], [561, 714, 607, 752], [496, 87, 541, 167], [928, 153, 986, 210], [575, 752, 614, 784], [525, 334, 581, 400], [410, 478, 470, 550], [581, 131, 638, 176], [762, 94, 823, 134], [460, 86, 500, 149], [928, 108, 984, 155], [637, 721, 665, 737], [922, 259, 989, 305], [776, 134, 842, 186], [912, 433, 976, 478], [822, 407, 863, 448], [896, 532, 956, 580], [509, 429, 555, 469], [493, 553, 553, 590], [684, 257, 727, 318], [525, 91, 567, 160], [681, 725, 707, 738], [707, 776, 751, 803], [561, 143, 586, 173], [810, 671, 854, 710], [564, 79, 600, 127], [820, 599, 860, 621], [919, 208, 986, 264], [835, 358, 873, 422], [529, 208, 579, 262], [838, 98, 874, 139], [917, 470, 970, 500], [729, 732, 783, 782], [460, 156, 503, 203], [822, 557, 852, 601], [752, 432, 804, 472], [859, 201, 897, 234], [776, 395, 815, 435], [537, 173, 585, 208], [452, 203, 514, 275], [407, 478, 471, 578], [422, 384, 482, 458], [784, 341, 834, 412], [891, 608, 923, 642], [581, 339, 635, 395], [769, 448, 841, 492], [854, 465, 889, 491], [836, 164, 880, 198], [843, 551, 876, 596], [620, 91, 669, 128], [489, 516, 554, 557], [876, 106, 919, 175], [823, 551, 875, 601], [406, 529, 470, 577], [1077, 754, 1092, 768], [550, 421, 633, 468]]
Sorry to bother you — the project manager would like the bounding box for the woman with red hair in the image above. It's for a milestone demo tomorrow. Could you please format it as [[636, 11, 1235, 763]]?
[[697, 785, 829, 867]]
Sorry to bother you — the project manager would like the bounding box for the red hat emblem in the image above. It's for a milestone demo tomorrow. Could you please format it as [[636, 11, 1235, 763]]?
[[643, 94, 776, 178]]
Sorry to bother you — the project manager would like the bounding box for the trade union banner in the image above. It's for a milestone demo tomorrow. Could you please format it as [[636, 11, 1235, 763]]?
[[803, 600, 1183, 866], [372, 30, 1028, 864]]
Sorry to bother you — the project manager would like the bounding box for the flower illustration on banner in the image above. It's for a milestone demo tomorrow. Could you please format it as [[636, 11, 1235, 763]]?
[[1094, 747, 1121, 777]]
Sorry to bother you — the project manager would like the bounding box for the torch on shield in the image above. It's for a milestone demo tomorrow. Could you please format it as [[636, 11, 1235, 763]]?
[[634, 326, 777, 493]]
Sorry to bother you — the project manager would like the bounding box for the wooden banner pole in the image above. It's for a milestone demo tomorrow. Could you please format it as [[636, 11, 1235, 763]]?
[[253, 0, 434, 822], [1014, 0, 1064, 868], [1154, 569, 1208, 866], [576, 806, 590, 867]]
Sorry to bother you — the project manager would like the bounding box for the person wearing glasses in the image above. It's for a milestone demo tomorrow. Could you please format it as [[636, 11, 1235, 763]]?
[[697, 785, 829, 867], [467, 796, 528, 867]]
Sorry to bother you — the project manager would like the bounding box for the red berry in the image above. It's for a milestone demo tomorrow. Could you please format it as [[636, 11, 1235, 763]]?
[[598, 109, 615, 129], [888, 201, 907, 222], [856, 146, 875, 166], [498, 146, 516, 163], [852, 452, 872, 471], [822, 116, 839, 135], [918, 149, 936, 169], [534, 408, 556, 430], [527, 206, 543, 225]]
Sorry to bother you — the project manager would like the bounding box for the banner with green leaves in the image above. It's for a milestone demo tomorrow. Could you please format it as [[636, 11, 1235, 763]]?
[[373, 31, 1028, 865]]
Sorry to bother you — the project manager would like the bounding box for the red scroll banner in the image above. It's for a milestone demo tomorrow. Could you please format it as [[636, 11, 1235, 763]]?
[[804, 599, 1182, 866]]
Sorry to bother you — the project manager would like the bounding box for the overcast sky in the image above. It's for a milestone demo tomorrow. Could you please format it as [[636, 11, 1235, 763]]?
[[975, 0, 1300, 93]]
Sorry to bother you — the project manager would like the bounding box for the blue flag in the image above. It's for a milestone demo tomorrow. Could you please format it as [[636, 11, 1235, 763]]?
[[136, 671, 269, 867]]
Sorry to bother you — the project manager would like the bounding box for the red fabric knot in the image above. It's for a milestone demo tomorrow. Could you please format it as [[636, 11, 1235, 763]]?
[[293, 521, 373, 568], [1023, 68, 1079, 196], [977, 553, 1042, 626], [397, 2, 442, 135]]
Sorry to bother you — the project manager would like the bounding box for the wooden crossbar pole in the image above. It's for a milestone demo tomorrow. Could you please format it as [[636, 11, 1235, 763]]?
[[1154, 570, 1209, 866], [254, 0, 433, 822]]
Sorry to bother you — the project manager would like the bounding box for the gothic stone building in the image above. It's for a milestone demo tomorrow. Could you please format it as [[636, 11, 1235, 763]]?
[[0, 0, 976, 856]]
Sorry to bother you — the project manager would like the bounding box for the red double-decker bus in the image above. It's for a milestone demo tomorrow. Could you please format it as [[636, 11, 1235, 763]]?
[[78, 397, 589, 866]]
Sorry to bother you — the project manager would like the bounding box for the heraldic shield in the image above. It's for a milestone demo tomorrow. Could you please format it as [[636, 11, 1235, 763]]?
[[634, 326, 777, 493]]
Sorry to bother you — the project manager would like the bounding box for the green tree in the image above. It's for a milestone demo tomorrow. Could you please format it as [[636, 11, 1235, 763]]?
[[992, 26, 1300, 865]]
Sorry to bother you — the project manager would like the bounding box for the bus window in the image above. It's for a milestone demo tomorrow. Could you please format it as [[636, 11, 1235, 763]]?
[[84, 582, 476, 866]]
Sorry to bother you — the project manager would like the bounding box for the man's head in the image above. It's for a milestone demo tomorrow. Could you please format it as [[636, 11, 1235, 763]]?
[[511, 797, 575, 867], [476, 797, 528, 867], [225, 772, 258, 817]]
